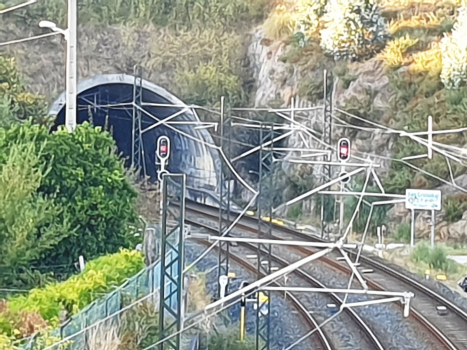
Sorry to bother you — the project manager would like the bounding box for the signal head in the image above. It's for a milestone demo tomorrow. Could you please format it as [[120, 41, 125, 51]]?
[[338, 138, 350, 162], [157, 136, 170, 161]]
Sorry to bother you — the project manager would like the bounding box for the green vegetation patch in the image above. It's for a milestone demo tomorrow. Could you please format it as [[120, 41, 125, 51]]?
[[2, 249, 144, 332], [411, 242, 458, 273]]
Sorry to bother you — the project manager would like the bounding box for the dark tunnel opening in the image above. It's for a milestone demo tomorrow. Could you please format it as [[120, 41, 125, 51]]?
[[49, 75, 220, 192]]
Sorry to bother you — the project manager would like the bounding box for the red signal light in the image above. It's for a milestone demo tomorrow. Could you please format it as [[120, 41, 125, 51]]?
[[338, 138, 350, 162], [157, 136, 170, 161]]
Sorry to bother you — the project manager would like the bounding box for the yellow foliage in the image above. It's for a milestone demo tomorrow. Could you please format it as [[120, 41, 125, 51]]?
[[409, 41, 443, 74], [381, 0, 463, 11], [388, 13, 442, 34], [263, 1, 299, 40], [377, 35, 419, 67]]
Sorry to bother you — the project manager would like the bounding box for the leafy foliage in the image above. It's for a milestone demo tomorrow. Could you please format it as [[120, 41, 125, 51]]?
[[0, 56, 48, 127], [441, 5, 467, 88], [320, 0, 388, 60], [0, 122, 140, 289], [4, 249, 144, 328]]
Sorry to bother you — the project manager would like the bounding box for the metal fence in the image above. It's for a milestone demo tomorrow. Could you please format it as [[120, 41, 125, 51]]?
[[24, 246, 180, 350]]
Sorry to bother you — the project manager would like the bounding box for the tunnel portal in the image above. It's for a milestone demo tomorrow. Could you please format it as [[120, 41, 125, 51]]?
[[49, 74, 220, 192]]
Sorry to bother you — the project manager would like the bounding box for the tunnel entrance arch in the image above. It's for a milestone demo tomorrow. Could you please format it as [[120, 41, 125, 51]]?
[[49, 74, 220, 192]]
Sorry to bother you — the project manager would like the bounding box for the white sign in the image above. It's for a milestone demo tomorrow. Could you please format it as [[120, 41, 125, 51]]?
[[405, 189, 441, 211]]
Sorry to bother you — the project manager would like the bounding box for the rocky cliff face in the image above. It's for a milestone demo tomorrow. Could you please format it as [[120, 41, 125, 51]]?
[[246, 24, 467, 241]]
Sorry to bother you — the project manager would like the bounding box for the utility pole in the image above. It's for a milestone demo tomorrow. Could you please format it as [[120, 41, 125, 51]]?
[[65, 0, 77, 132], [218, 96, 231, 299], [256, 123, 273, 350], [321, 70, 333, 238]]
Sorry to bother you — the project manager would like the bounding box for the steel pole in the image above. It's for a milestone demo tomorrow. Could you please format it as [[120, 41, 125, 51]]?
[[431, 210, 436, 248], [65, 0, 77, 132], [411, 209, 415, 248]]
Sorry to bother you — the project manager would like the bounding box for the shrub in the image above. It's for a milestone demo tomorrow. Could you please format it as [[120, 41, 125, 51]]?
[[395, 223, 411, 243], [410, 41, 442, 75], [388, 13, 443, 35], [7, 123, 139, 268], [0, 56, 48, 127], [263, 2, 298, 40], [411, 242, 431, 263], [6, 249, 144, 325], [441, 5, 467, 88], [377, 35, 419, 67], [295, 0, 327, 38], [443, 194, 467, 223], [320, 0, 388, 60], [411, 243, 457, 273]]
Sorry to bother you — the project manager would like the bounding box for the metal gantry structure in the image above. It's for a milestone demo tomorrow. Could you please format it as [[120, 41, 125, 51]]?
[[132, 65, 147, 177], [44, 65, 467, 350], [256, 124, 274, 350], [217, 97, 232, 299], [321, 70, 334, 238], [158, 173, 187, 350]]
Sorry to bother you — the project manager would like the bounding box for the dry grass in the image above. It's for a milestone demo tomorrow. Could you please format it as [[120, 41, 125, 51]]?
[[377, 34, 420, 67], [408, 40, 443, 74], [262, 1, 298, 40], [388, 13, 443, 34], [381, 0, 460, 11], [187, 274, 211, 312]]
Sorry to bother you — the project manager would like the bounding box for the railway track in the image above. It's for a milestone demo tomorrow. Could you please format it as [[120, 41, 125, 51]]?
[[183, 200, 467, 349], [193, 238, 334, 350], [193, 236, 383, 350]]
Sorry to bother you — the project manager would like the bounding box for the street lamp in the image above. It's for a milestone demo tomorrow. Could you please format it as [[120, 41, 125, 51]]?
[[38, 0, 77, 133]]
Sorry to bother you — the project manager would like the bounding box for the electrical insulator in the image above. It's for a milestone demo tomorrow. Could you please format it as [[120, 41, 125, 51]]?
[[157, 136, 170, 162], [338, 138, 350, 162]]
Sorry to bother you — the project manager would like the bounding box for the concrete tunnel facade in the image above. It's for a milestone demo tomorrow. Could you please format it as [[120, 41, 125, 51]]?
[[49, 74, 221, 196]]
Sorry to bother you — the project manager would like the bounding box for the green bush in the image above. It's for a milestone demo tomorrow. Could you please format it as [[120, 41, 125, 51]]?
[[5, 249, 144, 325], [411, 243, 458, 273], [344, 186, 388, 233], [395, 223, 411, 243], [0, 122, 140, 274], [288, 203, 303, 220], [443, 194, 467, 223]]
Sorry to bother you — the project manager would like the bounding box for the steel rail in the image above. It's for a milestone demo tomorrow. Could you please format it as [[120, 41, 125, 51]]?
[[192, 238, 334, 350], [188, 219, 385, 349], [184, 200, 462, 349]]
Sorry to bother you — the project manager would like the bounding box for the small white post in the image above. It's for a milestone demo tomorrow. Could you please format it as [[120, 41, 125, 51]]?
[[78, 255, 85, 272], [431, 210, 436, 248], [428, 116, 433, 159], [410, 209, 415, 248]]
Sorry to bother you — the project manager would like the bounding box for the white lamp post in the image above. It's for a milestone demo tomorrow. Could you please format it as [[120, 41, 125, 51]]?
[[38, 0, 77, 132]]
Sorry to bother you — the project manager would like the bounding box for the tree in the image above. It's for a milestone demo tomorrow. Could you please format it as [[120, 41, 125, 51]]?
[[320, 0, 387, 60], [0, 122, 140, 287], [441, 5, 467, 88]]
